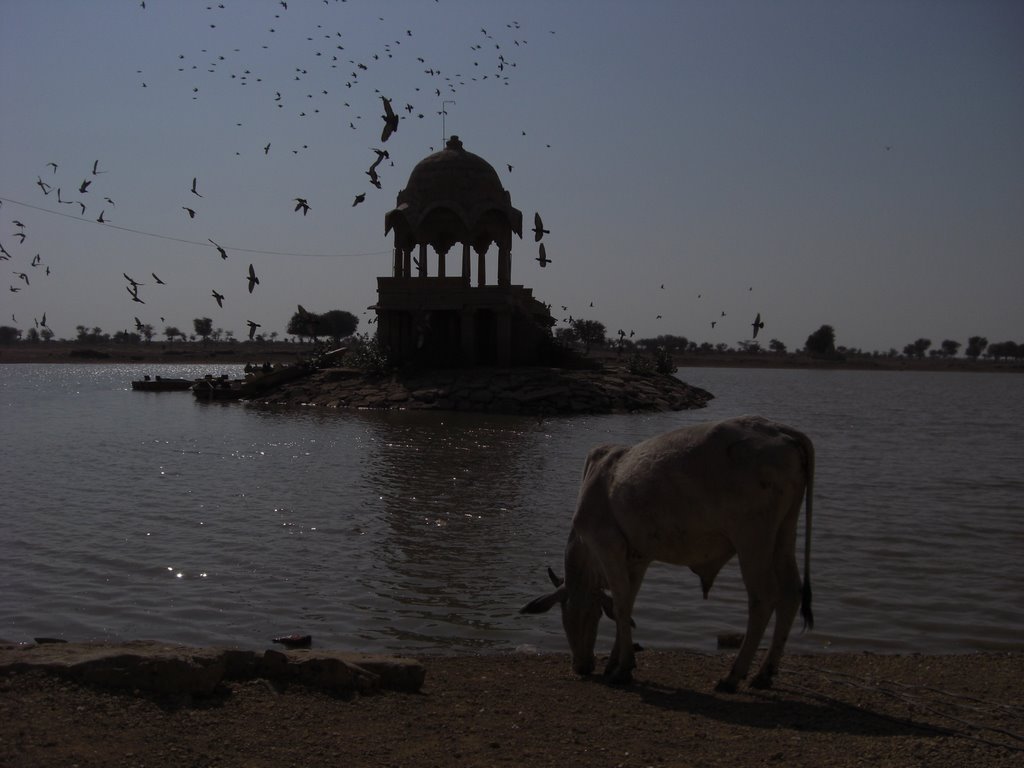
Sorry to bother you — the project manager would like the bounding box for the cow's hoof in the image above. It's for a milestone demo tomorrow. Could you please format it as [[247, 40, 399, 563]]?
[[749, 673, 774, 690], [604, 666, 633, 686], [714, 678, 739, 694]]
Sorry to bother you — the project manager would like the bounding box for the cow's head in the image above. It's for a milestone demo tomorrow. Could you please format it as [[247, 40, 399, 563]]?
[[520, 537, 614, 676]]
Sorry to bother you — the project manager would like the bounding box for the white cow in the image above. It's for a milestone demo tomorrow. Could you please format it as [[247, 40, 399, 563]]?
[[521, 415, 814, 692]]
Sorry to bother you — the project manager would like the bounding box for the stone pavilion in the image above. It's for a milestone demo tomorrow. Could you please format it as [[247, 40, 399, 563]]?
[[375, 136, 554, 367]]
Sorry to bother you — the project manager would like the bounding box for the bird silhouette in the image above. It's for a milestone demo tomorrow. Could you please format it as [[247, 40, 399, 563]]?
[[208, 239, 228, 259], [191, 177, 202, 197], [246, 320, 261, 340], [263, 142, 271, 155], [91, 160, 105, 175], [380, 96, 398, 142], [211, 289, 225, 308], [46, 162, 58, 174], [79, 179, 91, 194], [96, 210, 107, 223], [152, 273, 165, 285], [294, 197, 311, 215], [352, 192, 365, 206], [536, 243, 550, 267], [182, 207, 196, 219], [751, 312, 765, 338], [533, 212, 549, 242], [247, 263, 259, 293]]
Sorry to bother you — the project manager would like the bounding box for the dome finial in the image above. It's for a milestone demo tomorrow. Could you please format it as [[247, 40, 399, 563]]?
[[446, 135, 463, 151]]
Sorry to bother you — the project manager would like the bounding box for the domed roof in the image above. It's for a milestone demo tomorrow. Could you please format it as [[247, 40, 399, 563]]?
[[385, 136, 522, 252]]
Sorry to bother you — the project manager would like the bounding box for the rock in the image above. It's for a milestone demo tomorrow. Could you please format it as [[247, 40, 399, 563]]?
[[0, 641, 425, 698], [255, 364, 713, 416]]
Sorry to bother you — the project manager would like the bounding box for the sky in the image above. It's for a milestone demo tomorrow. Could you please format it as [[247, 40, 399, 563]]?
[[1, 0, 1022, 353]]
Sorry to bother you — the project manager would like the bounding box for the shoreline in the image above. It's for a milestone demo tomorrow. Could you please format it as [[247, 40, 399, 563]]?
[[1, 643, 1020, 767], [1, 340, 1020, 373]]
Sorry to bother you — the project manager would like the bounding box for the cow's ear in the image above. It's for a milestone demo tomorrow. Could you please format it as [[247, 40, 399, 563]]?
[[520, 586, 565, 615], [547, 566, 565, 587]]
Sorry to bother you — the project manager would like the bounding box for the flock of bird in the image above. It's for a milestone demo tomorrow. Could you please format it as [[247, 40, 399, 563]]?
[[4, 2, 561, 342], [4, 2, 768, 346]]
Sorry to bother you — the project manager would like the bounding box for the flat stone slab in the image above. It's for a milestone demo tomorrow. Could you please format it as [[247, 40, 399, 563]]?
[[0, 641, 425, 697]]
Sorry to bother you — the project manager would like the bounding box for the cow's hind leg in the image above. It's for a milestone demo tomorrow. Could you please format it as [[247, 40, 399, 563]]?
[[716, 561, 776, 693], [750, 551, 801, 689]]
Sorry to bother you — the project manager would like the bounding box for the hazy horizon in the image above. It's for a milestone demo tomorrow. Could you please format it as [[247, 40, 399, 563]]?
[[2, 1, 1021, 353]]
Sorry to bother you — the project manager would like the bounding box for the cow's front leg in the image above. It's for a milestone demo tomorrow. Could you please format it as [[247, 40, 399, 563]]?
[[602, 561, 648, 684]]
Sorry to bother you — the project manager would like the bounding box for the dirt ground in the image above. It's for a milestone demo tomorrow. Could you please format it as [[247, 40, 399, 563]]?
[[2, 650, 1020, 768]]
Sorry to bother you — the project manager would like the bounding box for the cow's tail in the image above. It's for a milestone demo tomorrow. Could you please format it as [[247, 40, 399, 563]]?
[[798, 430, 814, 632]]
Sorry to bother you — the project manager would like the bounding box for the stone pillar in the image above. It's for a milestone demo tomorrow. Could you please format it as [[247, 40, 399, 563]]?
[[496, 308, 511, 367], [461, 243, 471, 285], [392, 246, 403, 277], [477, 249, 486, 287], [418, 243, 428, 277], [438, 250, 446, 278], [403, 248, 412, 278]]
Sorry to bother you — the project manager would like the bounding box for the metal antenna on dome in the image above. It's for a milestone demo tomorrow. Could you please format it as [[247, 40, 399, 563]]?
[[442, 100, 456, 144]]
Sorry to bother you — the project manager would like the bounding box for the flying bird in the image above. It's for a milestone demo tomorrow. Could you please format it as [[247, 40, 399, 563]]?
[[380, 96, 398, 142], [208, 239, 227, 259], [96, 210, 107, 223], [247, 263, 259, 293], [533, 212, 549, 242], [91, 160, 106, 175], [352, 192, 365, 206], [263, 142, 271, 155], [246, 320, 261, 340], [751, 312, 765, 339], [211, 289, 225, 308], [152, 273, 165, 285], [536, 243, 550, 267], [182, 207, 196, 218], [294, 197, 311, 215], [79, 179, 91, 194], [46, 162, 58, 174], [191, 177, 202, 197]]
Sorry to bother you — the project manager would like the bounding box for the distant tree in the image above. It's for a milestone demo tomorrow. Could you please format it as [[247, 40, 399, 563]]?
[[140, 324, 155, 343], [902, 338, 931, 358], [164, 326, 182, 343], [939, 339, 961, 358], [768, 338, 787, 354], [193, 317, 213, 341], [212, 327, 224, 342], [40, 327, 54, 342], [965, 336, 988, 360], [986, 341, 1020, 361], [287, 309, 319, 341], [269, 331, 279, 342], [25, 327, 40, 343], [316, 309, 359, 342], [76, 325, 106, 343], [804, 324, 836, 357], [0, 325, 21, 344], [737, 340, 761, 353], [112, 330, 141, 344], [225, 330, 235, 342], [570, 318, 606, 354]]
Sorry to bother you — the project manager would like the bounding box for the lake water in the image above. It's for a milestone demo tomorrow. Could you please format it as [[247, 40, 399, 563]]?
[[1, 363, 1022, 657]]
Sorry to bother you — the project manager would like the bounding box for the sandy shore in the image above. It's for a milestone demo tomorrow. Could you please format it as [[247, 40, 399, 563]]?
[[2, 649, 1021, 767]]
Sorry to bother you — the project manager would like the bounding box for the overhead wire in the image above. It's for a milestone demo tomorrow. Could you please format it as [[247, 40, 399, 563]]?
[[0, 195, 389, 259]]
